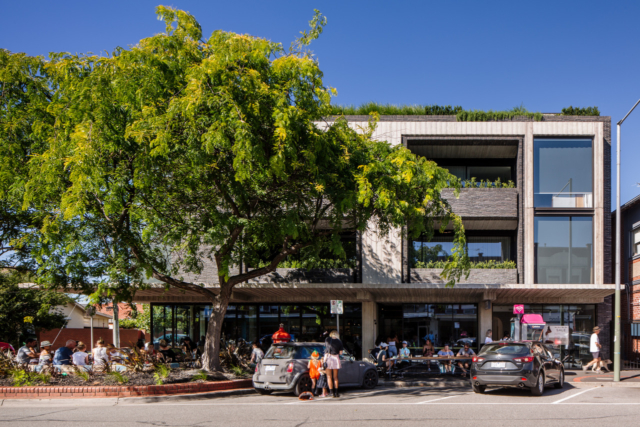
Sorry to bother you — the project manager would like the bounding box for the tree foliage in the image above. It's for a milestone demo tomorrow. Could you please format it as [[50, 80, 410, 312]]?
[[0, 273, 69, 347], [1, 6, 469, 371]]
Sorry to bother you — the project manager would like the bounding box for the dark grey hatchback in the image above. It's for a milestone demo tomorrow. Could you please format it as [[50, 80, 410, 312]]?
[[470, 341, 564, 396]]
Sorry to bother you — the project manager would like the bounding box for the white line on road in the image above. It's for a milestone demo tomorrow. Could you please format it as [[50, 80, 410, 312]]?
[[417, 395, 462, 404], [552, 387, 598, 404]]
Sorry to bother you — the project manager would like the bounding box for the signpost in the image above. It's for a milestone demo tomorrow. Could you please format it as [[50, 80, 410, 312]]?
[[331, 300, 343, 335]]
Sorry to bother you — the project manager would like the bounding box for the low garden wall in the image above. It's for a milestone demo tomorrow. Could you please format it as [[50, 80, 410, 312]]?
[[0, 378, 253, 399], [411, 268, 517, 284]]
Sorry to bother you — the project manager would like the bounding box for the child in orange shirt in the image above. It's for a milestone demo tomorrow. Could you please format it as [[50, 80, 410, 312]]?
[[308, 351, 322, 395]]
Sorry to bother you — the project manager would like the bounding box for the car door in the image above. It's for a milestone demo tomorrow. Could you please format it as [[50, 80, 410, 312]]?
[[542, 344, 559, 383], [338, 349, 359, 385]]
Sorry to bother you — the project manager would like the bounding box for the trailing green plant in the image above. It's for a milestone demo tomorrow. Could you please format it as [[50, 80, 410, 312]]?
[[561, 106, 600, 116], [456, 107, 543, 122], [257, 258, 356, 269], [414, 260, 516, 269], [191, 371, 209, 382], [107, 371, 129, 384], [153, 363, 170, 385], [458, 179, 515, 189]]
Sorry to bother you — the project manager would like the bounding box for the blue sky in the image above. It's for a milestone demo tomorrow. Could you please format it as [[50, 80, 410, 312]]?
[[2, 0, 640, 206]]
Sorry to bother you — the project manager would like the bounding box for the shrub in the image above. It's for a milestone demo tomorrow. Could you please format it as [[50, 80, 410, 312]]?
[[153, 364, 170, 385], [561, 106, 600, 116], [414, 260, 516, 269]]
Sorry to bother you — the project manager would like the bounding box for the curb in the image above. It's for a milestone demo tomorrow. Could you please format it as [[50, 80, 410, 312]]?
[[379, 379, 640, 389], [118, 387, 256, 403]]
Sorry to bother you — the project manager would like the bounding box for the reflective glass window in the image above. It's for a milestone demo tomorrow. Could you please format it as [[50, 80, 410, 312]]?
[[535, 216, 593, 284], [534, 139, 593, 207]]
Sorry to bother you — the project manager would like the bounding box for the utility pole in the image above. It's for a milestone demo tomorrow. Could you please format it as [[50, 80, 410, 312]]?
[[615, 99, 640, 382]]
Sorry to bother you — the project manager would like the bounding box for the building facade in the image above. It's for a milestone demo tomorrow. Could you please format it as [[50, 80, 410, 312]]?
[[134, 115, 613, 366], [613, 194, 640, 365]]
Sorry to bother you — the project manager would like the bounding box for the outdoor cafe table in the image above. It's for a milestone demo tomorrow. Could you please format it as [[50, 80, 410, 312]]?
[[387, 356, 473, 376]]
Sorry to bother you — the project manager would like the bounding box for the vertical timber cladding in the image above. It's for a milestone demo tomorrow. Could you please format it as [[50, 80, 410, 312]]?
[[401, 135, 523, 284]]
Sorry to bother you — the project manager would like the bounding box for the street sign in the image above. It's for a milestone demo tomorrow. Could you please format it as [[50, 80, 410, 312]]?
[[330, 300, 343, 315], [513, 304, 525, 315]]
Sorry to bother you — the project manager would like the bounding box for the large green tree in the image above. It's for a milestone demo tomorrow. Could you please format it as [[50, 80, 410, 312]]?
[[3, 6, 469, 371], [0, 273, 69, 347]]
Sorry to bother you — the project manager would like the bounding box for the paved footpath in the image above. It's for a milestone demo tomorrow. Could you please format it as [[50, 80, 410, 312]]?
[[2, 385, 640, 427]]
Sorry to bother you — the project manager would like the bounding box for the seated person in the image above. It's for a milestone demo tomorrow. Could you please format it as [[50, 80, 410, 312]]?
[[398, 341, 411, 366], [436, 344, 455, 374], [376, 342, 389, 371], [370, 345, 380, 361], [181, 337, 200, 361], [456, 343, 476, 375], [422, 339, 435, 357], [157, 339, 175, 362]]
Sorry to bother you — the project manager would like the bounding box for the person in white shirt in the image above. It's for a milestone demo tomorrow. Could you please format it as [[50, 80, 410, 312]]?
[[72, 342, 90, 366], [583, 326, 602, 372], [484, 330, 493, 344]]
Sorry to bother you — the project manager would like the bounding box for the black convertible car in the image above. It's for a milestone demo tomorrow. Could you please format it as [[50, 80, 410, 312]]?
[[470, 341, 565, 395]]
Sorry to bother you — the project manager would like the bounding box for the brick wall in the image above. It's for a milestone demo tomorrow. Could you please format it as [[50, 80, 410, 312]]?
[[38, 328, 147, 350], [441, 188, 518, 219]]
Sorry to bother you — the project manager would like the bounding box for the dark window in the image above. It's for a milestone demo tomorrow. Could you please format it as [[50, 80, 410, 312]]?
[[534, 139, 592, 208], [411, 235, 512, 266], [535, 216, 593, 284]]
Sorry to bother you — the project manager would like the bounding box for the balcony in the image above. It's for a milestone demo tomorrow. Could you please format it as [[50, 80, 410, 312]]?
[[246, 268, 355, 284], [410, 268, 517, 285], [441, 188, 518, 229]]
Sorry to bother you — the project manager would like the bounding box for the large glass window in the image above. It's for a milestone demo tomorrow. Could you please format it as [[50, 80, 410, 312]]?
[[411, 235, 512, 266], [535, 216, 593, 284], [534, 139, 593, 208], [378, 304, 478, 353]]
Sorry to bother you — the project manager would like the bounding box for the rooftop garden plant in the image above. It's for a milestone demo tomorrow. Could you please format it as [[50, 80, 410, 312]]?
[[414, 260, 516, 269]]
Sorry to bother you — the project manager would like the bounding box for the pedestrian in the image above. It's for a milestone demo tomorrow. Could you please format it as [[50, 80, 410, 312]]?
[[324, 330, 344, 398], [583, 326, 603, 373], [437, 344, 455, 374], [38, 341, 53, 365], [249, 341, 264, 369], [16, 338, 39, 365], [53, 339, 77, 365], [308, 350, 322, 395], [316, 358, 329, 398], [93, 338, 109, 368], [456, 343, 476, 376], [72, 342, 90, 366], [484, 329, 493, 344]]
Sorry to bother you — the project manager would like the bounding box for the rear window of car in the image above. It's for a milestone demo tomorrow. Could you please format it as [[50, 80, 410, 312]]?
[[264, 345, 325, 360], [479, 343, 531, 356]]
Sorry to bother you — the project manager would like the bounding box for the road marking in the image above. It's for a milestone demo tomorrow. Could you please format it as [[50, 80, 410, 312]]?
[[552, 387, 598, 404], [417, 395, 462, 404]]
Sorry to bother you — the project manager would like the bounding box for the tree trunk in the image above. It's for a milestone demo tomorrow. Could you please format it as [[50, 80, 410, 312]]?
[[201, 291, 230, 372]]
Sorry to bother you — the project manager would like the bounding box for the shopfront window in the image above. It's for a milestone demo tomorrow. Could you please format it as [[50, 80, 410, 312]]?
[[492, 304, 596, 366], [237, 305, 257, 343], [535, 216, 593, 284], [378, 304, 478, 352], [534, 139, 593, 208]]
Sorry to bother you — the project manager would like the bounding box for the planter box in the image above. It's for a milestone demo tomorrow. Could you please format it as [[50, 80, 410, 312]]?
[[441, 188, 518, 219], [247, 268, 355, 284], [411, 268, 517, 284]]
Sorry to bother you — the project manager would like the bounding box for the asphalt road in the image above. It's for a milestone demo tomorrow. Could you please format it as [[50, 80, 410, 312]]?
[[2, 385, 640, 427]]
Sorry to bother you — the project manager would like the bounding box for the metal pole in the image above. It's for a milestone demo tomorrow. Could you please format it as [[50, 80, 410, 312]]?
[[90, 315, 94, 351], [113, 303, 120, 347], [615, 99, 640, 382]]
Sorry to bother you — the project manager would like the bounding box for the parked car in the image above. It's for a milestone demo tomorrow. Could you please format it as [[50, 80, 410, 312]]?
[[153, 334, 187, 345], [456, 338, 477, 347], [470, 341, 564, 396], [253, 342, 378, 395]]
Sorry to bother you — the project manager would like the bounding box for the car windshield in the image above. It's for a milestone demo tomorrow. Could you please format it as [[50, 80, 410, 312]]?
[[265, 345, 326, 360], [479, 343, 531, 356]]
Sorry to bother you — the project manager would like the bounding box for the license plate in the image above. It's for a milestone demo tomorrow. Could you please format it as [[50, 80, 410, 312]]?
[[265, 365, 276, 371], [491, 362, 506, 368]]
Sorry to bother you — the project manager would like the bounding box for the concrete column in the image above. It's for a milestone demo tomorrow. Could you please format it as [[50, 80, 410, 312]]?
[[594, 122, 604, 284], [362, 301, 378, 354], [478, 300, 493, 348], [524, 122, 535, 284]]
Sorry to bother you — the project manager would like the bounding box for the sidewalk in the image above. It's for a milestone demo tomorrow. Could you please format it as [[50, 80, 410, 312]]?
[[379, 369, 640, 388]]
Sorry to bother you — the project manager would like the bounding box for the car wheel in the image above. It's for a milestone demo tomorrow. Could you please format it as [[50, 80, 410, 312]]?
[[363, 370, 378, 389], [294, 374, 313, 396], [531, 372, 545, 396], [472, 383, 486, 394], [256, 388, 273, 395], [554, 369, 565, 389]]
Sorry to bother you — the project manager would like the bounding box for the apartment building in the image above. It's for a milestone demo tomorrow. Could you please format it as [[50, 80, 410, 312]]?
[[133, 114, 613, 365]]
